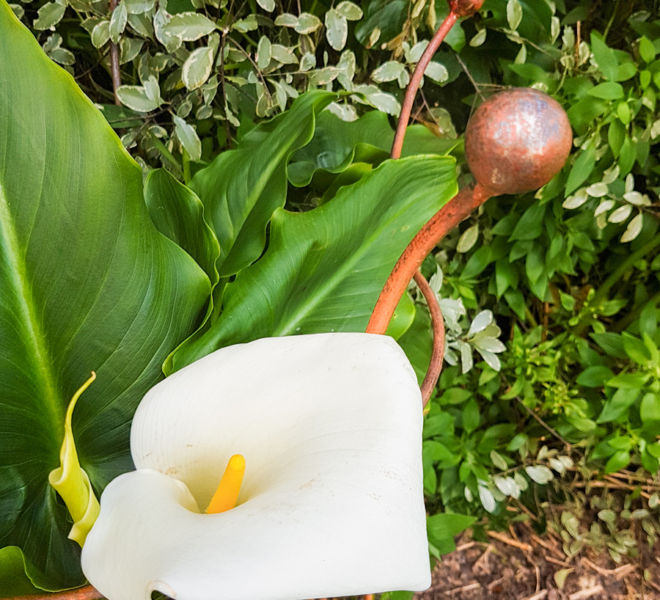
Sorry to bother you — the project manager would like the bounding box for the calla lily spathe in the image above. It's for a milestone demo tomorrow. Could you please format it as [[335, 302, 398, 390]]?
[[81, 333, 431, 600]]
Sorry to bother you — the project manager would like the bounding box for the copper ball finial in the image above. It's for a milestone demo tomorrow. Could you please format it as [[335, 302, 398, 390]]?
[[465, 87, 573, 196], [448, 0, 485, 17]]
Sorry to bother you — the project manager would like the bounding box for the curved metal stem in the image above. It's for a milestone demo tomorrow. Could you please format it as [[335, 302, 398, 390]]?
[[366, 183, 491, 336], [390, 10, 458, 159], [413, 271, 445, 406]]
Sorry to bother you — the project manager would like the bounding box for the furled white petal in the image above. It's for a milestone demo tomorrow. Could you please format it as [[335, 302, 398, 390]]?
[[82, 333, 430, 600]]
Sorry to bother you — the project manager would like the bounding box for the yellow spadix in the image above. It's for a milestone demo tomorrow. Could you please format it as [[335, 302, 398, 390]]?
[[205, 454, 246, 514]]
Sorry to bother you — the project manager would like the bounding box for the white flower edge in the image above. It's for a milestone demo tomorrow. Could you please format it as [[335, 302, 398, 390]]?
[[82, 333, 431, 600]]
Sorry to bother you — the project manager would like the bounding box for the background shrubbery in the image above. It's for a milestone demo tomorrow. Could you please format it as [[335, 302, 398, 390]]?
[[15, 0, 660, 574]]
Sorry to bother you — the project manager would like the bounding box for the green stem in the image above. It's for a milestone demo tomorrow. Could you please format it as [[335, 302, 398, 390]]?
[[182, 148, 191, 184], [574, 234, 660, 336], [602, 0, 621, 42]]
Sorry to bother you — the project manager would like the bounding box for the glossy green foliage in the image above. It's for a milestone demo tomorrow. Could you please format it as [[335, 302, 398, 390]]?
[[190, 91, 335, 276], [172, 155, 457, 369], [0, 2, 209, 589], [288, 109, 457, 188]]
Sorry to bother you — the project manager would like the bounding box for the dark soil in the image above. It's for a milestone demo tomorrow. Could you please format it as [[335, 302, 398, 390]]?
[[414, 525, 660, 600]]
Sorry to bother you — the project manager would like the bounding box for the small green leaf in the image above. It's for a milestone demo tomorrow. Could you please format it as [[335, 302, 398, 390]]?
[[91, 20, 110, 48], [554, 568, 573, 590], [617, 101, 631, 125], [172, 115, 201, 161], [588, 82, 624, 100], [163, 12, 216, 40], [607, 373, 650, 389], [510, 202, 546, 241], [620, 213, 643, 243], [618, 136, 635, 176], [605, 450, 630, 473], [109, 1, 128, 43], [506, 0, 522, 30], [256, 36, 271, 69], [295, 12, 322, 34], [425, 61, 448, 84], [116, 84, 160, 112], [565, 146, 596, 195], [182, 45, 214, 90], [271, 44, 297, 65], [427, 513, 476, 549], [525, 465, 554, 484], [124, 0, 154, 14], [457, 224, 479, 253], [641, 393, 660, 423], [232, 13, 258, 32], [372, 61, 405, 83], [639, 36, 656, 64], [256, 0, 275, 11], [33, 0, 65, 30], [119, 37, 144, 64], [274, 12, 298, 27], [336, 0, 362, 20], [385, 292, 416, 341], [608, 119, 625, 157], [470, 28, 487, 47], [590, 32, 618, 81], [325, 8, 348, 51], [490, 450, 508, 470], [597, 388, 639, 423], [591, 333, 627, 359], [462, 399, 480, 433], [577, 366, 614, 387]]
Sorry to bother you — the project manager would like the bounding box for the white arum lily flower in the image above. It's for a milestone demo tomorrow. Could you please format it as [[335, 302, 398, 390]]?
[[82, 333, 430, 600]]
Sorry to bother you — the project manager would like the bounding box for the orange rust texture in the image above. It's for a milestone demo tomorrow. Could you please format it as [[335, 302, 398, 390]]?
[[0, 586, 103, 600]]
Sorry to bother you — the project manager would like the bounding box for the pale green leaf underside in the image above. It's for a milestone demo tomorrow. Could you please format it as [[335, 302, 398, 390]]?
[[0, 0, 209, 590]]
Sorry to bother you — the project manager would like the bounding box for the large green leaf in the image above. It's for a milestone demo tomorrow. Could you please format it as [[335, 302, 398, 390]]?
[[189, 90, 335, 277], [171, 155, 457, 369], [0, 1, 210, 590], [288, 110, 457, 187], [144, 168, 220, 287]]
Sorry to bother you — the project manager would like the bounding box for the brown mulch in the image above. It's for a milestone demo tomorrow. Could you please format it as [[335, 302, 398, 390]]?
[[414, 525, 660, 600]]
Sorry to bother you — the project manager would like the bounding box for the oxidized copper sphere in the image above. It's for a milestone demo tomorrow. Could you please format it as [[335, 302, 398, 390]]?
[[448, 0, 485, 17], [465, 88, 573, 195]]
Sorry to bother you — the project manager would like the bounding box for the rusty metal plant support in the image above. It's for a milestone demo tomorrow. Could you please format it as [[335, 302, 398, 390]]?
[[367, 0, 487, 406], [368, 52, 573, 402], [413, 271, 446, 406]]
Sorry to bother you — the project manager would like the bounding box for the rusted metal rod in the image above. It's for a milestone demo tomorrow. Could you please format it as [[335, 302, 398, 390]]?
[[0, 586, 103, 600], [390, 12, 457, 159], [413, 271, 446, 406], [366, 183, 491, 336], [391, 0, 485, 159], [372, 0, 486, 403]]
